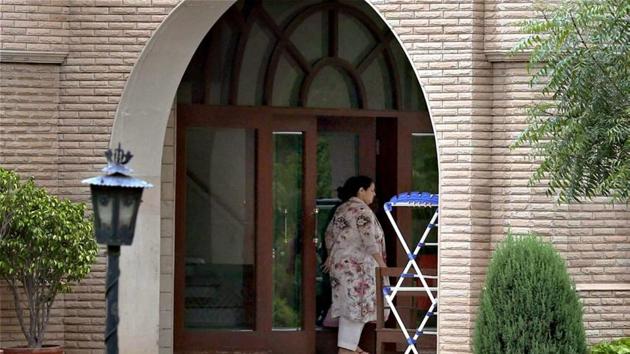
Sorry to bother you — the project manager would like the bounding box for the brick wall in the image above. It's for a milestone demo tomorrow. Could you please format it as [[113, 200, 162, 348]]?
[[581, 290, 630, 344], [0, 61, 64, 346], [0, 0, 68, 52], [0, 0, 628, 353]]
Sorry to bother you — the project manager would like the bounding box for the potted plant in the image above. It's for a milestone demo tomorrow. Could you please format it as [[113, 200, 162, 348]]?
[[0, 168, 98, 353]]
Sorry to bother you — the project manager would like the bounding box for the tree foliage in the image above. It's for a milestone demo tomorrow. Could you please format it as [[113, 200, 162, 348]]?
[[0, 167, 98, 348], [512, 0, 630, 203], [473, 233, 587, 354], [0, 168, 19, 240]]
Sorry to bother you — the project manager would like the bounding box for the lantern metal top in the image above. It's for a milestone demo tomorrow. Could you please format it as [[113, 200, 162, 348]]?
[[82, 143, 154, 189]]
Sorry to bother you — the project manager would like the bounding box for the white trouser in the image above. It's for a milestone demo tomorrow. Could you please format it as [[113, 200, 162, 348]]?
[[338, 317, 365, 350]]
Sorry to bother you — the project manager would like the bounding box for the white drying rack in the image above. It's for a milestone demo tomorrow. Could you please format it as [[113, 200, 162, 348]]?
[[383, 192, 439, 354]]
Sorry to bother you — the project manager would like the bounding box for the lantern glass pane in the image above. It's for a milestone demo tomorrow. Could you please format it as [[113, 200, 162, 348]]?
[[118, 191, 139, 231], [97, 193, 114, 231]]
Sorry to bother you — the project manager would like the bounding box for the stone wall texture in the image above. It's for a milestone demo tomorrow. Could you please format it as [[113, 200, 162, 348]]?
[[0, 0, 628, 353]]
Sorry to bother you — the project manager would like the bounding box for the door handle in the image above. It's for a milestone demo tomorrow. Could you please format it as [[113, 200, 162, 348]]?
[[313, 207, 319, 245]]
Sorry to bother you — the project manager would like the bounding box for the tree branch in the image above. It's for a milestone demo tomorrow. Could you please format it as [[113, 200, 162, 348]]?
[[25, 276, 37, 347], [7, 277, 33, 347], [568, 13, 625, 96]]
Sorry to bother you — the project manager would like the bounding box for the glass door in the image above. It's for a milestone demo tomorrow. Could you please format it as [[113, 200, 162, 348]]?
[[175, 107, 317, 353], [266, 115, 317, 353]]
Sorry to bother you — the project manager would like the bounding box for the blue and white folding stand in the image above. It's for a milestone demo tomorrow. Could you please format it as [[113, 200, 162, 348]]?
[[383, 192, 439, 354]]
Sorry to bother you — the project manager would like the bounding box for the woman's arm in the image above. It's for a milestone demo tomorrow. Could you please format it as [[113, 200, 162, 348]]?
[[371, 252, 387, 268], [357, 209, 385, 266]]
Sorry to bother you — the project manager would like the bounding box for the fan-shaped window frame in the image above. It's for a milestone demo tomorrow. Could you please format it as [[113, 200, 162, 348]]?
[[190, 1, 423, 111]]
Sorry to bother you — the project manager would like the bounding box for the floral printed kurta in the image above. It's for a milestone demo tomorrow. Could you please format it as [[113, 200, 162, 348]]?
[[325, 197, 387, 323]]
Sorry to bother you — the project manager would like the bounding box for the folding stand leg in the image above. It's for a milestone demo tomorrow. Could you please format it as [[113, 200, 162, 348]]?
[[383, 193, 439, 354]]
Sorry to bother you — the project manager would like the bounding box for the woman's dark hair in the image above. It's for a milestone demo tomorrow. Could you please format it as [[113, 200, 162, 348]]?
[[337, 175, 373, 202]]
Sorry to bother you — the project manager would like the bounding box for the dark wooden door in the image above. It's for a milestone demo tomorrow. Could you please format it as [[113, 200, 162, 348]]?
[[174, 107, 431, 353], [175, 106, 317, 353]]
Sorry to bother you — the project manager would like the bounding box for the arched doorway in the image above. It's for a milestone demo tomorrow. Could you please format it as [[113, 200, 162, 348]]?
[[173, 2, 437, 353]]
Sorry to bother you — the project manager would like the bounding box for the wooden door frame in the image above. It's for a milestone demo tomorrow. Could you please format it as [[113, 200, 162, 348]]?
[[174, 104, 431, 353], [175, 105, 321, 352], [317, 116, 376, 178]]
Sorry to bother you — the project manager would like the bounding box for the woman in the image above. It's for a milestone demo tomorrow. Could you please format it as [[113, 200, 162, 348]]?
[[323, 176, 388, 354]]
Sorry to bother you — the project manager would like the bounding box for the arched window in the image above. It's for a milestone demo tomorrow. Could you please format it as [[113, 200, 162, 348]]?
[[178, 0, 425, 112]]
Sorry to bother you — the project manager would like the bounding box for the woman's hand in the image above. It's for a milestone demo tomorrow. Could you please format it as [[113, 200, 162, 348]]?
[[371, 253, 387, 268], [321, 257, 332, 273]]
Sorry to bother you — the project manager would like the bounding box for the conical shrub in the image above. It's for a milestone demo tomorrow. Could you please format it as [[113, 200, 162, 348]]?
[[473, 233, 587, 354]]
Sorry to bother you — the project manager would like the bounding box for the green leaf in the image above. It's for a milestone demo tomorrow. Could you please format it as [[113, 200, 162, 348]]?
[[511, 0, 630, 204]]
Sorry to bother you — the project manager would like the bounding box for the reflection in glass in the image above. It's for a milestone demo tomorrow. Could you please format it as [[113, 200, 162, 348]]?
[[390, 42, 426, 112], [307, 66, 359, 108], [411, 134, 439, 249], [317, 132, 359, 198], [272, 54, 304, 107], [361, 53, 393, 110], [315, 131, 359, 326], [184, 127, 255, 330], [262, 0, 320, 28], [411, 133, 439, 329], [290, 11, 328, 65], [338, 13, 373, 66], [272, 132, 304, 329], [238, 22, 275, 106]]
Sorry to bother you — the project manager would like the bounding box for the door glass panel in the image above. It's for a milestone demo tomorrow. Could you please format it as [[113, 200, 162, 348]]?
[[184, 127, 256, 330], [339, 0, 388, 32], [272, 53, 304, 107], [290, 11, 328, 65], [262, 0, 320, 28], [199, 20, 238, 106], [315, 131, 359, 326], [316, 132, 359, 198], [390, 42, 426, 112], [411, 133, 439, 253], [272, 132, 304, 330], [306, 66, 359, 108], [361, 53, 393, 110], [238, 22, 275, 106], [411, 133, 438, 329], [338, 13, 374, 66]]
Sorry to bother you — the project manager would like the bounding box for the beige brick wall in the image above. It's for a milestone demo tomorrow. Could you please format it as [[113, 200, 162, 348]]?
[[0, 0, 628, 353], [0, 0, 68, 52], [581, 290, 630, 343], [0, 61, 64, 347], [484, 0, 536, 53], [0, 63, 60, 191]]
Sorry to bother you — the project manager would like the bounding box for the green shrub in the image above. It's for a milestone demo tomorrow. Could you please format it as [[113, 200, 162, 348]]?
[[0, 167, 98, 347], [473, 233, 587, 354], [590, 337, 630, 354]]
